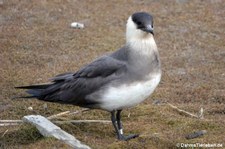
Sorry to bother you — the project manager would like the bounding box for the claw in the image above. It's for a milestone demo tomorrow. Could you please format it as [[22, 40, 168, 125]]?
[[118, 134, 139, 141], [111, 110, 139, 141]]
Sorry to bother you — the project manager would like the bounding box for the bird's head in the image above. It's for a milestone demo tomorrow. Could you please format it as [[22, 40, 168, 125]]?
[[126, 12, 154, 42]]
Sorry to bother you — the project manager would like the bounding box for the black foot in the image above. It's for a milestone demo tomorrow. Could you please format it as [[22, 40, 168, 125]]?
[[118, 134, 139, 141]]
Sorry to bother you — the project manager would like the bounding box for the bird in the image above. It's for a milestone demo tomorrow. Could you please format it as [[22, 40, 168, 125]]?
[[15, 12, 161, 141]]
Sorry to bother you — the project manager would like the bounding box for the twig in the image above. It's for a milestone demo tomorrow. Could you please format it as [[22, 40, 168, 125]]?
[[0, 109, 109, 127], [0, 123, 21, 126], [47, 108, 90, 120], [0, 120, 23, 126], [0, 120, 23, 123], [167, 103, 199, 118], [198, 107, 204, 119], [68, 108, 90, 115], [0, 119, 110, 126], [54, 120, 111, 124], [1, 129, 8, 137], [47, 111, 71, 120]]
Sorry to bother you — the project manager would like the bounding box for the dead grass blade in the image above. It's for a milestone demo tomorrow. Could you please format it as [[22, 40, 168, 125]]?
[[54, 120, 111, 124], [167, 103, 204, 119]]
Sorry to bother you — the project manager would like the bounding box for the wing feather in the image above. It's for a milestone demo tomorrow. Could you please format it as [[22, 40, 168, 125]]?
[[26, 55, 127, 107]]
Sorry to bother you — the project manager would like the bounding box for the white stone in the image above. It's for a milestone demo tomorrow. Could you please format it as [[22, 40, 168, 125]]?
[[23, 115, 91, 149], [27, 107, 33, 111], [71, 22, 84, 29]]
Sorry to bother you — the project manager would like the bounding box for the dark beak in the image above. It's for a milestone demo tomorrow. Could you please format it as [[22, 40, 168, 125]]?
[[141, 25, 154, 35]]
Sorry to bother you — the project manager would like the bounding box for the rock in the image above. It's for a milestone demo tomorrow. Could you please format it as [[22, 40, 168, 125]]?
[[23, 115, 91, 149], [27, 107, 33, 111], [43, 103, 48, 110], [71, 22, 84, 29], [185, 130, 207, 139], [152, 99, 162, 105]]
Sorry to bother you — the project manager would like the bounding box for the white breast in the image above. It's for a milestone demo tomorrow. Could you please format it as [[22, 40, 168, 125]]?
[[99, 73, 161, 111]]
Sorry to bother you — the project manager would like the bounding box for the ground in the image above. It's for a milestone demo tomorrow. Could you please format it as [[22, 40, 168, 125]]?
[[0, 0, 225, 149]]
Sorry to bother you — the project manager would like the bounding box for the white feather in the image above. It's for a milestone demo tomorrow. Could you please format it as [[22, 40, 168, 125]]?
[[99, 73, 161, 111]]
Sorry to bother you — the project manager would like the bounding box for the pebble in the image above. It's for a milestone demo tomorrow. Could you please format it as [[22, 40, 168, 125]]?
[[70, 22, 84, 29], [28, 107, 33, 111]]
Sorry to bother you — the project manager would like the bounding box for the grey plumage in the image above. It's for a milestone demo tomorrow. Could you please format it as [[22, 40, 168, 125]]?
[[16, 44, 160, 108]]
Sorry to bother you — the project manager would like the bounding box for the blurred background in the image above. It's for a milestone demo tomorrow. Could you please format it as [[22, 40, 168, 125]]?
[[0, 0, 224, 148]]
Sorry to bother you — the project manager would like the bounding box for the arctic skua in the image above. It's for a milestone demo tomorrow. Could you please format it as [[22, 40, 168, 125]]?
[[15, 12, 161, 141]]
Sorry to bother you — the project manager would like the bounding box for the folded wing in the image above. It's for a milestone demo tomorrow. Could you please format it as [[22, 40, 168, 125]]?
[[16, 55, 127, 107]]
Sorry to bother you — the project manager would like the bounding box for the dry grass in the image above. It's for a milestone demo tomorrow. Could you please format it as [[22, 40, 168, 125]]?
[[0, 0, 225, 148]]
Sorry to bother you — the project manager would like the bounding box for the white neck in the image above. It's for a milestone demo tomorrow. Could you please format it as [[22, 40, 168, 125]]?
[[127, 38, 157, 60], [125, 16, 157, 55]]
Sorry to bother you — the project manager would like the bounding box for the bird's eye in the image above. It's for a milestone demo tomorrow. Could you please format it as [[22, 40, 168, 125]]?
[[136, 21, 142, 26]]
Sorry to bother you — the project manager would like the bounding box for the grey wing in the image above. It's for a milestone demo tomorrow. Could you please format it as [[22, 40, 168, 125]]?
[[35, 56, 127, 107]]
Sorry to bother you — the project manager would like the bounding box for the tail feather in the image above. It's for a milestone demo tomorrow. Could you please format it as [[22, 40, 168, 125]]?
[[26, 89, 43, 97], [14, 84, 53, 99], [15, 84, 51, 89], [11, 95, 36, 99]]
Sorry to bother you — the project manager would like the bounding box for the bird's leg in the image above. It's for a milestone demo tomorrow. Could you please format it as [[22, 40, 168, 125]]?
[[116, 110, 123, 135], [110, 110, 139, 141], [111, 110, 122, 139]]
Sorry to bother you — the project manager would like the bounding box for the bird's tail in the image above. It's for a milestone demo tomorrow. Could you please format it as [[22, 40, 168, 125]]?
[[14, 84, 52, 99]]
